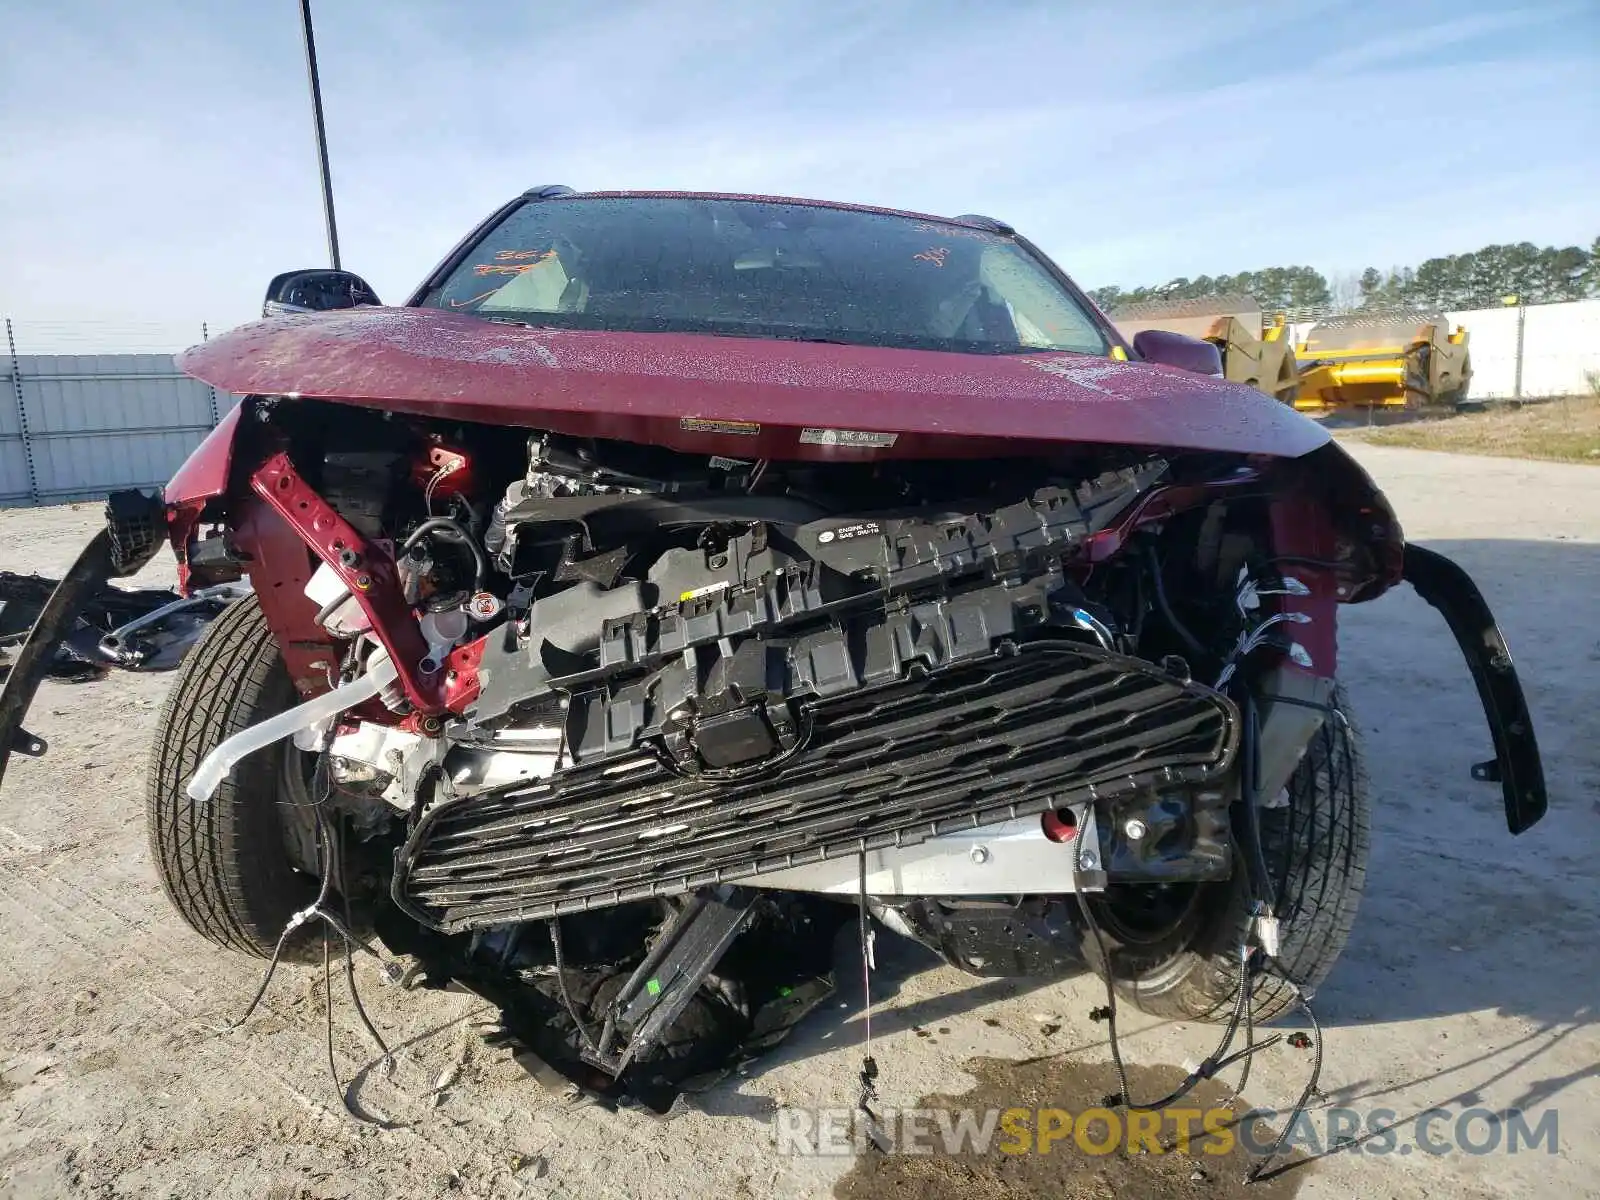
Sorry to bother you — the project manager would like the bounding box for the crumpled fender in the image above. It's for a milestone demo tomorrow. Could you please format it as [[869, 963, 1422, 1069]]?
[[162, 405, 244, 592]]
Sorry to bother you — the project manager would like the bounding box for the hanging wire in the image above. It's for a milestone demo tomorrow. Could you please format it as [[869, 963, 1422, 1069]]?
[[224, 755, 401, 1127]]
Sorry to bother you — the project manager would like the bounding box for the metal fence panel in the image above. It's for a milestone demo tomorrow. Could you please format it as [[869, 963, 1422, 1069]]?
[[0, 341, 230, 507]]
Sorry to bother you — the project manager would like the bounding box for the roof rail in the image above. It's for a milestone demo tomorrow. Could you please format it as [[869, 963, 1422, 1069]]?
[[523, 184, 576, 199], [951, 213, 1014, 235]]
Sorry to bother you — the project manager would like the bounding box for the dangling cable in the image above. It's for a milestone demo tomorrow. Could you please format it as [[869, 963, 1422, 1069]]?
[[1074, 813, 1276, 1113], [1246, 976, 1324, 1184], [547, 916, 603, 1058], [224, 753, 399, 1126], [332, 814, 394, 1068], [854, 852, 885, 1148]]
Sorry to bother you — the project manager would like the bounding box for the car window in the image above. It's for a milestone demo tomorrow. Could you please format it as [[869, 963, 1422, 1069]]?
[[420, 196, 1107, 356]]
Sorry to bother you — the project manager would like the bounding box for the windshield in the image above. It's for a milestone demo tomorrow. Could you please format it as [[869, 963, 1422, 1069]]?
[[419, 196, 1108, 356]]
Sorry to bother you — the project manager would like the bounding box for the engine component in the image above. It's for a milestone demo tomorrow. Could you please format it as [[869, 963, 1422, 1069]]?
[[321, 450, 404, 538]]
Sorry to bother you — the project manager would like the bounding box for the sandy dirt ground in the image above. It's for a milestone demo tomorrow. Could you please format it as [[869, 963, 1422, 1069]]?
[[1, 443, 1596, 1200]]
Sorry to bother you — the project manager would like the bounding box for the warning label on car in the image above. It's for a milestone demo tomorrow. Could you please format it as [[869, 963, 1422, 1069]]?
[[799, 427, 898, 448], [681, 417, 760, 436], [816, 521, 882, 545], [678, 580, 731, 603]]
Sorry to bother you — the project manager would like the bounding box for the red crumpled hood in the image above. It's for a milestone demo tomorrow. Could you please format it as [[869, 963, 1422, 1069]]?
[[178, 307, 1330, 460]]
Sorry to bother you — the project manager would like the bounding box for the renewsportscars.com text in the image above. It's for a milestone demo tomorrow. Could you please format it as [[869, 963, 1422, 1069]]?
[[774, 1104, 1559, 1159]]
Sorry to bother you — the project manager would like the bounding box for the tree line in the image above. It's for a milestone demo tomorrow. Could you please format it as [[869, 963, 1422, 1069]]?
[[1089, 236, 1600, 314]]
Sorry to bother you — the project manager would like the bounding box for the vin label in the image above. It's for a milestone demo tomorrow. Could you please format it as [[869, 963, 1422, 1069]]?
[[799, 427, 898, 448]]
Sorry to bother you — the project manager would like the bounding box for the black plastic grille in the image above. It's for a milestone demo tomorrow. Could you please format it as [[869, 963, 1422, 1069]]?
[[394, 642, 1238, 931]]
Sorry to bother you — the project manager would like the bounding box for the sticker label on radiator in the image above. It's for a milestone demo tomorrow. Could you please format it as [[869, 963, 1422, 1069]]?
[[799, 427, 898, 448], [817, 521, 882, 544], [708, 455, 752, 470], [681, 417, 760, 436]]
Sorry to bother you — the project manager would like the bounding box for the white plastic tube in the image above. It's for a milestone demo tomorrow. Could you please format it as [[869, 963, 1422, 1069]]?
[[185, 656, 401, 803]]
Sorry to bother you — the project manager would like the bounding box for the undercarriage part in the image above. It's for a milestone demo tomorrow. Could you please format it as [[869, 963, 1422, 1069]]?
[[752, 813, 1100, 896], [1402, 544, 1546, 833], [394, 640, 1238, 931], [97, 582, 251, 667], [885, 896, 1086, 977], [595, 886, 759, 1073], [375, 893, 848, 1113]]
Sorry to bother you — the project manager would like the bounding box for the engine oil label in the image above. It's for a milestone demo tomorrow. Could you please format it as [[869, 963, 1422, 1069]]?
[[799, 427, 898, 448], [817, 521, 882, 544], [681, 417, 761, 436]]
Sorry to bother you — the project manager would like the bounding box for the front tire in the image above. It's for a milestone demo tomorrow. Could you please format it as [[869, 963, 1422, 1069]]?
[[1084, 688, 1370, 1023], [146, 595, 318, 958]]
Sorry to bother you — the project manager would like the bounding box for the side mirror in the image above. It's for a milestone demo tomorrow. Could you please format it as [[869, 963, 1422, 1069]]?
[[1131, 329, 1224, 377], [263, 269, 381, 317]]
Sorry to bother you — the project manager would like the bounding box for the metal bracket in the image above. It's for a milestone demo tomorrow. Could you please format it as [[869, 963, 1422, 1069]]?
[[249, 452, 442, 714], [9, 726, 45, 757]]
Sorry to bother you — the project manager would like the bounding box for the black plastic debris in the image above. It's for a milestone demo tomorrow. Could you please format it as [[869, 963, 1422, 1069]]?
[[375, 892, 851, 1114], [0, 571, 244, 682]]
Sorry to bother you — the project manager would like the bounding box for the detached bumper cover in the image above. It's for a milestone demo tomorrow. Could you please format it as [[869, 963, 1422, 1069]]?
[[0, 531, 117, 783], [0, 492, 166, 792], [1403, 544, 1546, 834]]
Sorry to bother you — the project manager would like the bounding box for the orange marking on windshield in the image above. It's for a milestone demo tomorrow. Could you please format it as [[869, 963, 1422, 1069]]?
[[447, 287, 505, 309], [472, 249, 559, 278], [913, 247, 950, 267]]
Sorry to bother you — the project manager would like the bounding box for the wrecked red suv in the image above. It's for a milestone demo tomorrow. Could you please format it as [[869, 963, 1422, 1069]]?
[[0, 188, 1544, 1110]]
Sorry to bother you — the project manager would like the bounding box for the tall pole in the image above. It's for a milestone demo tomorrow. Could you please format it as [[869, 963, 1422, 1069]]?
[[1512, 301, 1526, 402], [298, 0, 341, 269]]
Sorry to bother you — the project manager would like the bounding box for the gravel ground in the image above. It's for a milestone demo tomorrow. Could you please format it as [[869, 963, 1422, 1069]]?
[[1, 443, 1596, 1200]]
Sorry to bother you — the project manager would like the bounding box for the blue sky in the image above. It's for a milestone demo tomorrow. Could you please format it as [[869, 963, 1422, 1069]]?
[[1, 0, 1595, 338]]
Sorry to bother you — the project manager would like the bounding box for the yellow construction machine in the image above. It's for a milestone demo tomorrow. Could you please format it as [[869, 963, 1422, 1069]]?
[[1110, 296, 1300, 403], [1292, 315, 1472, 411]]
